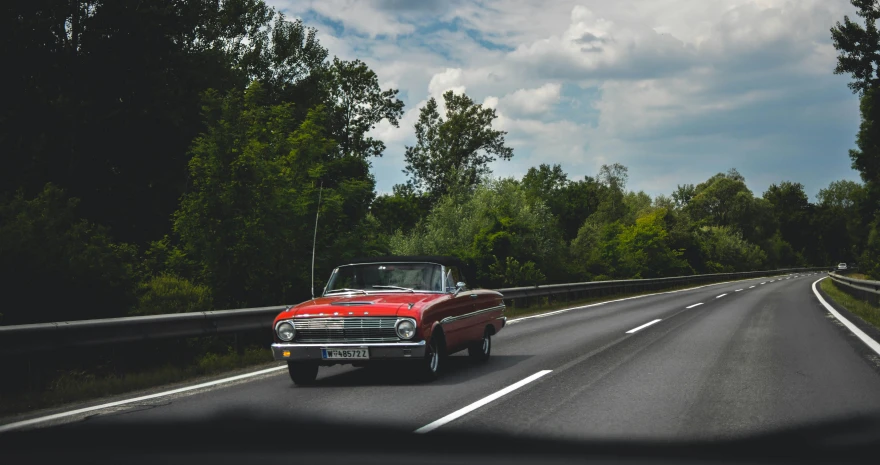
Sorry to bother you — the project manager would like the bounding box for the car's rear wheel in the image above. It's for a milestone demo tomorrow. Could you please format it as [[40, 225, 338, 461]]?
[[418, 332, 443, 381], [468, 327, 492, 362], [287, 362, 319, 385]]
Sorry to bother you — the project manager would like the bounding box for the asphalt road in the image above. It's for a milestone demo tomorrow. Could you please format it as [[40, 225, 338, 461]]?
[[12, 272, 880, 440]]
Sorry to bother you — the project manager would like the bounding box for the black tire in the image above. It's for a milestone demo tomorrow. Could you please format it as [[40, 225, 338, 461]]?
[[287, 362, 319, 385], [468, 327, 492, 362], [418, 332, 443, 381]]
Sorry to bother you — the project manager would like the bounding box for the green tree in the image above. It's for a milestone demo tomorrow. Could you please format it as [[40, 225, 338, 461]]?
[[324, 57, 405, 159], [832, 1, 880, 277], [2, 1, 334, 246], [522, 164, 569, 198], [131, 274, 213, 316], [488, 256, 546, 287], [0, 184, 138, 324], [831, 0, 880, 95], [521, 164, 602, 241], [672, 184, 696, 208], [763, 182, 813, 260], [693, 226, 767, 273], [592, 163, 630, 224], [614, 209, 690, 278], [389, 179, 563, 286], [814, 180, 867, 264], [623, 191, 654, 224], [570, 219, 625, 280], [171, 83, 376, 308], [686, 170, 777, 245], [402, 91, 513, 199], [371, 184, 432, 235]]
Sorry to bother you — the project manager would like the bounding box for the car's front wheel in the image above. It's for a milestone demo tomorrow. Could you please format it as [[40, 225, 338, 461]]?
[[287, 362, 319, 385], [418, 333, 443, 381], [468, 327, 491, 362]]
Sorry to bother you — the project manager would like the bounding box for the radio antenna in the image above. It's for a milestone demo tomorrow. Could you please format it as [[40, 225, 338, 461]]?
[[311, 180, 323, 300]]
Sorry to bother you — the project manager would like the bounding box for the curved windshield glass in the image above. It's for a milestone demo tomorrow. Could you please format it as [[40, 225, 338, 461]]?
[[325, 262, 444, 294]]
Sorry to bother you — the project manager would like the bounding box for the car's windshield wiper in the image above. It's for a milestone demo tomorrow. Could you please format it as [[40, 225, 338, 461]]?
[[371, 285, 415, 292], [325, 288, 368, 295]]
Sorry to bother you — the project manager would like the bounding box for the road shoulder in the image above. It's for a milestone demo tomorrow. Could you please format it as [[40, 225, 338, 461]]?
[[814, 278, 880, 372]]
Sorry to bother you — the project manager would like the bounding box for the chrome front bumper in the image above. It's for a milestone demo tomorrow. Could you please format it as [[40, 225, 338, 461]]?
[[272, 341, 427, 362]]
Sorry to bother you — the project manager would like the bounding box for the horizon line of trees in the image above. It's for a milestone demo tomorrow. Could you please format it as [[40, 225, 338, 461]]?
[[1, 0, 877, 326]]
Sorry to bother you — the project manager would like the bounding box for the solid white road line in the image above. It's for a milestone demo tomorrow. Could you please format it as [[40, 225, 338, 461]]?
[[0, 365, 288, 433], [716, 294, 727, 298], [414, 370, 553, 434], [625, 319, 662, 334], [812, 278, 880, 357], [686, 303, 704, 309]]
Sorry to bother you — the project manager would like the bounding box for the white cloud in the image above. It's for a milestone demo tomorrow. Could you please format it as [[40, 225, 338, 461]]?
[[271, 0, 863, 199], [293, 0, 415, 38], [498, 83, 562, 116], [427, 68, 466, 97]]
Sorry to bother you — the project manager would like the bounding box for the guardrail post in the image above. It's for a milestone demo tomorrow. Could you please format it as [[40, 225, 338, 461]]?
[[234, 332, 243, 355], [27, 356, 34, 392]]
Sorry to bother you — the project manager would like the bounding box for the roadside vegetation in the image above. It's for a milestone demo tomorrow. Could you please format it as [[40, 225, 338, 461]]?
[[4, 1, 877, 329], [820, 279, 880, 331], [0, 346, 275, 418]]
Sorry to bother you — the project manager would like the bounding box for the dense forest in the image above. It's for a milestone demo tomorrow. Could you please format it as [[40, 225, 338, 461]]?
[[2, 0, 878, 325]]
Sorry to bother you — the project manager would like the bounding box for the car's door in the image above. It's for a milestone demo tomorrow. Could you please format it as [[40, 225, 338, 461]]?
[[427, 266, 473, 353], [465, 290, 504, 340], [437, 290, 480, 353], [441, 266, 505, 351]]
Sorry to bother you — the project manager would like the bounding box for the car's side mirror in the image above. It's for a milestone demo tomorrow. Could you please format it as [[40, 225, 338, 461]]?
[[453, 281, 467, 296]]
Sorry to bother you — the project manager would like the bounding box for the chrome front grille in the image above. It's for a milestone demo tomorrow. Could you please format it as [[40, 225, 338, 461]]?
[[294, 317, 399, 343]]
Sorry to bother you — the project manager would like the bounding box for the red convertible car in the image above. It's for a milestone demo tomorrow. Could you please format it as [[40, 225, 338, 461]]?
[[271, 256, 506, 385]]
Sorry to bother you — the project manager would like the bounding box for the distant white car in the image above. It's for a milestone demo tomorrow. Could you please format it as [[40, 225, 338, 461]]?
[[838, 263, 847, 270]]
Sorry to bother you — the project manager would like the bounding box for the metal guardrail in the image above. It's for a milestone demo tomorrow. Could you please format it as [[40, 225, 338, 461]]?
[[829, 271, 880, 305], [0, 267, 829, 355], [0, 306, 287, 355], [499, 268, 828, 303]]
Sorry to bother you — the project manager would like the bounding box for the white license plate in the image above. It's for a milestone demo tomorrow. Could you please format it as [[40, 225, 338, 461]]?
[[321, 348, 370, 360]]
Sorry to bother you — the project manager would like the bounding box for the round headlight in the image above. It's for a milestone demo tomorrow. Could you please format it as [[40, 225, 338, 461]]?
[[396, 319, 416, 340], [276, 322, 295, 341]]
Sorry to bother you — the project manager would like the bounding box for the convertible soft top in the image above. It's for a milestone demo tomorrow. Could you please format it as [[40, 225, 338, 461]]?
[[343, 255, 475, 285]]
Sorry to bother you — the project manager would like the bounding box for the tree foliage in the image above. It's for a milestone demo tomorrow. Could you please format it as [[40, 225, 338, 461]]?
[[170, 83, 377, 308], [402, 91, 513, 199], [0, 184, 137, 324], [324, 58, 405, 159], [389, 179, 564, 287]]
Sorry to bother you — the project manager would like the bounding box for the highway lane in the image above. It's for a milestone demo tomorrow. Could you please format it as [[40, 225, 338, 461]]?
[[13, 271, 880, 440], [460, 272, 880, 440]]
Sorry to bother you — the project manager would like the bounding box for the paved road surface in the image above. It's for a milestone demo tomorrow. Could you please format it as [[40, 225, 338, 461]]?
[[8, 273, 880, 440]]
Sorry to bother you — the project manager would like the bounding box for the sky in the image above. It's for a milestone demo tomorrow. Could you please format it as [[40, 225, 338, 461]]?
[[268, 0, 865, 201]]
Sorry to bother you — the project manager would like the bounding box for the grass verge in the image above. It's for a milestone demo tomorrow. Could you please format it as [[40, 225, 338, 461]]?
[[0, 346, 275, 418], [820, 279, 880, 330]]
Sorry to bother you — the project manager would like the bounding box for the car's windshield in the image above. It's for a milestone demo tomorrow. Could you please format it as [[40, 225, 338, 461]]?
[[325, 263, 444, 294]]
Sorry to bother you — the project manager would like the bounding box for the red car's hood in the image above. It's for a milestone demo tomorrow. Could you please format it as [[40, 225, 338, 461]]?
[[281, 293, 443, 318]]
